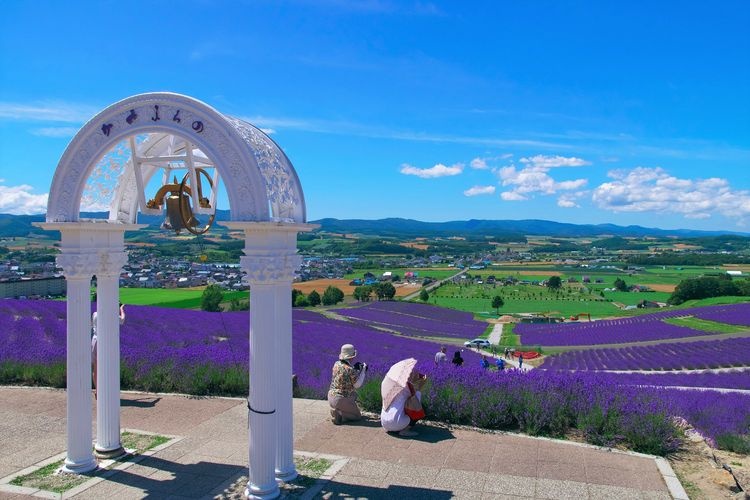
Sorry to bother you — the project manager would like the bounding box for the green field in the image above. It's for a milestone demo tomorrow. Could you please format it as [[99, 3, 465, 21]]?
[[344, 268, 458, 281], [119, 287, 248, 309]]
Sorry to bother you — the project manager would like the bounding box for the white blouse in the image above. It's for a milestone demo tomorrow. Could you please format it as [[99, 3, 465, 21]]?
[[380, 388, 422, 432]]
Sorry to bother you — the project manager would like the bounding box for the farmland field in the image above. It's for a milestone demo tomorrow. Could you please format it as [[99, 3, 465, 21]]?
[[292, 278, 419, 298], [343, 267, 458, 281], [1, 298, 749, 455], [118, 287, 249, 309]]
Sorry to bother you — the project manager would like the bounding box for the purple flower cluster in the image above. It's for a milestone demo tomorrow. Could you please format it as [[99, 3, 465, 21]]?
[[515, 316, 711, 346], [516, 302, 750, 346], [332, 301, 486, 340], [542, 337, 750, 371], [2, 299, 748, 454], [549, 369, 750, 391]]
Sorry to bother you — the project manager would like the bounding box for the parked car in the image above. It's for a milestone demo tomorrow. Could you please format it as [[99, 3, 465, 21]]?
[[464, 339, 491, 348]]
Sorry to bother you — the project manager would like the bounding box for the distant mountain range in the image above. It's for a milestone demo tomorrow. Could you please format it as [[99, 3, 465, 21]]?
[[2, 211, 748, 239]]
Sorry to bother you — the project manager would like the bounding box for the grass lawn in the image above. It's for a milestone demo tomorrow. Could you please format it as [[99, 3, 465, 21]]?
[[119, 288, 248, 309], [429, 295, 618, 317], [663, 317, 748, 334]]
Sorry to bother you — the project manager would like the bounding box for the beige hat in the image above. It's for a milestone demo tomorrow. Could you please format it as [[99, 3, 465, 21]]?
[[339, 344, 357, 360]]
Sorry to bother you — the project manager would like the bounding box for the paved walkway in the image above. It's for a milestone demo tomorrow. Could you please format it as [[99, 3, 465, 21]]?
[[0, 387, 684, 499]]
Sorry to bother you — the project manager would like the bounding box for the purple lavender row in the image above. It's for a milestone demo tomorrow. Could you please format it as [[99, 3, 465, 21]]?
[[333, 305, 484, 338], [542, 337, 750, 371], [516, 319, 711, 346], [542, 369, 750, 390]]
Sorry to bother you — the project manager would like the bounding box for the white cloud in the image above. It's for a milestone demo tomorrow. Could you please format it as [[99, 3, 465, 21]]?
[[463, 185, 496, 197], [400, 162, 464, 179], [591, 167, 750, 221], [557, 191, 587, 208], [30, 127, 79, 138], [497, 161, 588, 202], [0, 101, 99, 123], [0, 182, 48, 215], [470, 157, 488, 170], [259, 128, 276, 135], [500, 191, 527, 201], [519, 155, 590, 168]]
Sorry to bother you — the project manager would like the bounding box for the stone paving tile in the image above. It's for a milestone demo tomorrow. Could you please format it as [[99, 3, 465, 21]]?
[[586, 464, 647, 489], [488, 455, 538, 478], [431, 468, 489, 492], [535, 459, 587, 482], [482, 473, 533, 496], [480, 493, 533, 500], [640, 489, 672, 500], [338, 458, 393, 479], [588, 483, 650, 499], [535, 478, 590, 500]]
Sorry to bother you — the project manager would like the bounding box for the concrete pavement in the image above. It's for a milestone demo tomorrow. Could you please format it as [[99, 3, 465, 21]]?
[[0, 386, 684, 499]]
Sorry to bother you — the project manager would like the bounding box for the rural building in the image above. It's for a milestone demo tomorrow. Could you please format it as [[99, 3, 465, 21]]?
[[0, 277, 65, 298]]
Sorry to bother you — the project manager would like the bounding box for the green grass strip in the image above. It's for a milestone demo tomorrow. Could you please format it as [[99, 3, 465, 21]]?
[[9, 431, 172, 494], [662, 316, 748, 334]]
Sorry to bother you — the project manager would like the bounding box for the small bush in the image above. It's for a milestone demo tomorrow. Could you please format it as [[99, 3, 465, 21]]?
[[716, 433, 750, 454]]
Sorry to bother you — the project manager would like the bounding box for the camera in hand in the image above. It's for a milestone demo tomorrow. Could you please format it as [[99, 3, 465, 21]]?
[[354, 362, 367, 371]]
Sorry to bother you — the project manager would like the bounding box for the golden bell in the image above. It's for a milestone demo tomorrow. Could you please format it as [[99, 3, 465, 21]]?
[[166, 193, 198, 231]]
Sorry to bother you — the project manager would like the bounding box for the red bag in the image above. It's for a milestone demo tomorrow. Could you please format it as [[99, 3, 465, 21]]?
[[404, 395, 425, 421]]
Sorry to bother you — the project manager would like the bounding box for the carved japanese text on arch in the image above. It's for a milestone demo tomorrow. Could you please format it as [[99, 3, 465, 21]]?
[[56, 253, 101, 280], [100, 103, 206, 139], [240, 255, 301, 284]]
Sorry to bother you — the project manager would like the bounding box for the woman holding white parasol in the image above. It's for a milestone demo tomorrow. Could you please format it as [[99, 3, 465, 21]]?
[[380, 358, 427, 437]]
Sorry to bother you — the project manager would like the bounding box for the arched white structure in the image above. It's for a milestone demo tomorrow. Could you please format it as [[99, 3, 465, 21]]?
[[38, 92, 315, 499]]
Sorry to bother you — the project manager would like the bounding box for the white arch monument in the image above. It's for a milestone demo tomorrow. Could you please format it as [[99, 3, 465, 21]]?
[[38, 92, 315, 499]]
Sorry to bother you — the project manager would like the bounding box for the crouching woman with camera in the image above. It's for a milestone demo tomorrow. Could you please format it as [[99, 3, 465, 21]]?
[[328, 343, 367, 425]]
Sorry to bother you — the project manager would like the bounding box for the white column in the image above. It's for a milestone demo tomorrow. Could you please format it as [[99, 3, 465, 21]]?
[[57, 253, 98, 474], [94, 251, 129, 457], [224, 222, 313, 500], [274, 251, 301, 482], [244, 273, 278, 499]]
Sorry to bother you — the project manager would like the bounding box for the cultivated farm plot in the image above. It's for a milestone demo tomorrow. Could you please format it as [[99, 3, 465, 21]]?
[[332, 300, 487, 340], [2, 298, 749, 452], [118, 288, 248, 309], [515, 302, 750, 346], [0, 299, 483, 398], [541, 336, 750, 371]]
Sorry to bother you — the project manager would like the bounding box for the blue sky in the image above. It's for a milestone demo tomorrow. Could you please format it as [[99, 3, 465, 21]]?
[[1, 1, 748, 231]]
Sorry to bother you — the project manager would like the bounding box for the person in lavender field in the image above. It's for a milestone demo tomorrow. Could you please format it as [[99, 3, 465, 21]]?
[[434, 346, 447, 366], [480, 355, 490, 370], [504, 347, 510, 359], [92, 303, 126, 399], [328, 344, 367, 425], [495, 357, 505, 371], [451, 350, 464, 367], [518, 353, 524, 370]]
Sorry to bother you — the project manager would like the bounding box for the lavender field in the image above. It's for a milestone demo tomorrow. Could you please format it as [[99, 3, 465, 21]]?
[[2, 299, 749, 454], [515, 302, 750, 346], [542, 337, 750, 371], [332, 300, 487, 340]]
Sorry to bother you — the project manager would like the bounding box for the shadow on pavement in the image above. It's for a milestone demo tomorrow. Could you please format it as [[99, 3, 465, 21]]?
[[103, 455, 245, 498], [121, 397, 162, 408], [320, 482, 453, 499]]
